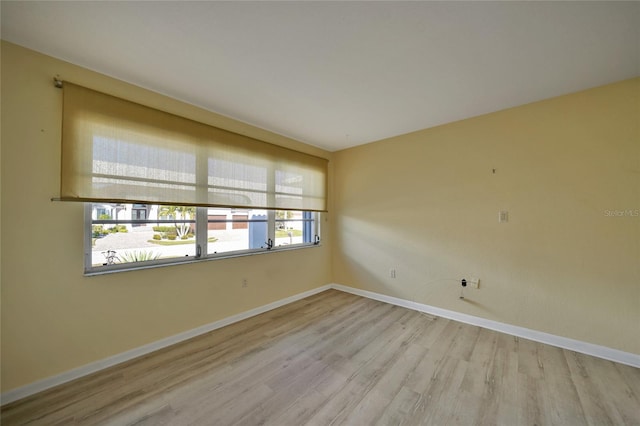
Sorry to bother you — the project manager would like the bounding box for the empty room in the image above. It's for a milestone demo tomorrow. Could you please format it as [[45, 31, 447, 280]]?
[[1, 1, 639, 425]]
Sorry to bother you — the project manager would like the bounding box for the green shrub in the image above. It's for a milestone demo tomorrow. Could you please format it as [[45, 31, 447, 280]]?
[[152, 226, 175, 233], [92, 225, 107, 238], [153, 234, 162, 240], [181, 235, 189, 240], [167, 234, 177, 240], [107, 225, 128, 234]]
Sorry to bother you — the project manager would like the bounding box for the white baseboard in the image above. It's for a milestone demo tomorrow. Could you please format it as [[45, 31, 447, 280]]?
[[0, 284, 332, 406], [330, 283, 640, 369], [3, 282, 638, 406]]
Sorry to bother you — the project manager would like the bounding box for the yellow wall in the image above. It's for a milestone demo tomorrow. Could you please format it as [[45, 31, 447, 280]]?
[[2, 39, 638, 395], [333, 78, 639, 355], [0, 41, 333, 392]]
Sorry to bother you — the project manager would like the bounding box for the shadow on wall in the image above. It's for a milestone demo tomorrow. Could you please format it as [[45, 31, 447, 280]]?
[[335, 213, 499, 316]]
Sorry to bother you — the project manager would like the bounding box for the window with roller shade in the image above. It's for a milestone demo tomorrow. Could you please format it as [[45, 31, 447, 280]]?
[[57, 82, 326, 273], [87, 204, 320, 271]]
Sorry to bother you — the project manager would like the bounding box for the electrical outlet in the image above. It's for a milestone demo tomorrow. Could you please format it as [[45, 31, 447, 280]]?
[[389, 269, 396, 279], [242, 278, 248, 288], [469, 278, 480, 289]]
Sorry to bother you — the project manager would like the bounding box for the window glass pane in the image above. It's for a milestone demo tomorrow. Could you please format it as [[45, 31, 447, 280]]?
[[207, 208, 268, 255], [275, 210, 313, 247], [90, 203, 196, 267]]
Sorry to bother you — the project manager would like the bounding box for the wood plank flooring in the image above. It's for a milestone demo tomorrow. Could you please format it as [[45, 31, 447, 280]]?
[[2, 289, 639, 425]]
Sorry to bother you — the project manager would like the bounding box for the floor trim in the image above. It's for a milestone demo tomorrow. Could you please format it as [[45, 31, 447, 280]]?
[[3, 282, 638, 405], [331, 283, 640, 369], [0, 284, 332, 406]]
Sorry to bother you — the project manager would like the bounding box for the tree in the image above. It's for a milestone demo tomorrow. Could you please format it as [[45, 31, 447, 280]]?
[[159, 206, 196, 239], [275, 210, 293, 229]]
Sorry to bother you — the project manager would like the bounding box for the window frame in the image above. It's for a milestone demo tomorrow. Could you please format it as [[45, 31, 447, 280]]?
[[83, 204, 321, 275]]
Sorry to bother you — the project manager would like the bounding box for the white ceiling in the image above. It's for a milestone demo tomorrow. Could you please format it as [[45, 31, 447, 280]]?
[[2, 1, 638, 152]]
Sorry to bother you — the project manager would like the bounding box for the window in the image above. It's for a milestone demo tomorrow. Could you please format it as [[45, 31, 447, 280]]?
[[58, 82, 326, 274], [86, 203, 320, 273]]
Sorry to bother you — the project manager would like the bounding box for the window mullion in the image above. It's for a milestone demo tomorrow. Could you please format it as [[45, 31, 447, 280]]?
[[267, 167, 276, 248], [84, 203, 93, 271], [267, 210, 276, 248], [195, 145, 209, 257], [315, 212, 321, 244]]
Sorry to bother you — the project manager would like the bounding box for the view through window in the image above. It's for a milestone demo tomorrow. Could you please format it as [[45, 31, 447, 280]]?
[[87, 203, 319, 272]]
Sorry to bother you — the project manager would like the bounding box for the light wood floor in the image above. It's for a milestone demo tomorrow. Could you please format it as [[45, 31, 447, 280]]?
[[2, 289, 639, 425]]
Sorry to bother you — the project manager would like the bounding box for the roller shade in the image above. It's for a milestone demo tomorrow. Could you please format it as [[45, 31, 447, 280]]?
[[60, 83, 328, 212]]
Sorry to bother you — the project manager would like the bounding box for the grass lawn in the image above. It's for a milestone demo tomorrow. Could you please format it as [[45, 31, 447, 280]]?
[[276, 229, 303, 238]]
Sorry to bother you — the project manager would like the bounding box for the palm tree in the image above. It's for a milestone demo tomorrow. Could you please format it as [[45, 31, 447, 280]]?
[[159, 206, 196, 239]]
